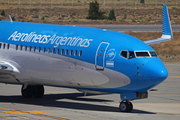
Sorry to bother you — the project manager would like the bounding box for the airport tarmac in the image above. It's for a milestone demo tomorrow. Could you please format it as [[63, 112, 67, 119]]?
[[0, 64, 180, 120]]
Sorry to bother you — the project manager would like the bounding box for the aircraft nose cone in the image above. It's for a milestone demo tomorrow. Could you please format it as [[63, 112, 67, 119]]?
[[144, 60, 168, 81]]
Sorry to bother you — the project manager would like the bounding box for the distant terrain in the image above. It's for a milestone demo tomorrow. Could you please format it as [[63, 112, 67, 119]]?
[[0, 1, 180, 25]]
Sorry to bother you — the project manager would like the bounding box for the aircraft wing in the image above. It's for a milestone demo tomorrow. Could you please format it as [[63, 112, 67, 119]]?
[[144, 4, 173, 45]]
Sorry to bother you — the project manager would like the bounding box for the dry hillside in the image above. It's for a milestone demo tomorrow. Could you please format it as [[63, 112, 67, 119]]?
[[0, 4, 180, 24]]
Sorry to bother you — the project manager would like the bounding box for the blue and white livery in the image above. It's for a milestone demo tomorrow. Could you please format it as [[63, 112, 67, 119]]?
[[0, 5, 173, 112]]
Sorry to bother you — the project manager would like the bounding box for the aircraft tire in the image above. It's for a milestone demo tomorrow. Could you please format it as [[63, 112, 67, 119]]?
[[126, 102, 133, 112], [33, 85, 44, 98], [119, 101, 133, 112], [21, 85, 34, 98]]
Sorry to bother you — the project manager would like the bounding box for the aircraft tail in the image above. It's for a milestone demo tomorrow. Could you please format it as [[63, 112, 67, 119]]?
[[144, 4, 173, 45]]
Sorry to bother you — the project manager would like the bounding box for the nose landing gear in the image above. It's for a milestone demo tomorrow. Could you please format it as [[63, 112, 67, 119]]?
[[119, 101, 133, 112]]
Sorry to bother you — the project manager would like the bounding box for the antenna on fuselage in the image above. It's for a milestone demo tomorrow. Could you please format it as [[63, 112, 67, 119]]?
[[9, 15, 13, 23]]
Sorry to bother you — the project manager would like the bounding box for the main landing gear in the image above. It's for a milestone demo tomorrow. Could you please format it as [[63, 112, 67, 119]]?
[[119, 101, 133, 112], [21, 85, 44, 98]]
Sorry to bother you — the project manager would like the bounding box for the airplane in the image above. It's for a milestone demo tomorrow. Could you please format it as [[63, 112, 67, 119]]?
[[0, 4, 173, 112]]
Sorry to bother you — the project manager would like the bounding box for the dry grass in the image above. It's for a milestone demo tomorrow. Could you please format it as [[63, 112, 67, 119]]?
[[125, 31, 180, 63], [0, 1, 180, 24], [1, 0, 179, 6]]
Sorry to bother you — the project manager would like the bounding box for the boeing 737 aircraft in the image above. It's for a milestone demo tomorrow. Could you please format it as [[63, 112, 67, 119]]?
[[0, 4, 173, 112]]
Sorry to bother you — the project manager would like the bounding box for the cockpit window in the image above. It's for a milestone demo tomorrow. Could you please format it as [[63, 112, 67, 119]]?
[[120, 50, 157, 59], [129, 51, 135, 59], [150, 51, 157, 57], [135, 52, 150, 57], [120, 51, 135, 59], [120, 51, 127, 58]]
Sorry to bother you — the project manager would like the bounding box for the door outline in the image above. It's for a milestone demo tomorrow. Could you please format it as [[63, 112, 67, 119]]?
[[95, 42, 109, 70]]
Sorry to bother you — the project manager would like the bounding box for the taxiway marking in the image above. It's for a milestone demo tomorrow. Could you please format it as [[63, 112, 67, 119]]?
[[0, 107, 67, 120], [2, 111, 49, 115], [169, 76, 180, 78]]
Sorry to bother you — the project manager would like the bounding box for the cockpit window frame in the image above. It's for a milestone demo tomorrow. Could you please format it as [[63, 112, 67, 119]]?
[[135, 51, 151, 58], [128, 51, 135, 59], [120, 50, 129, 59], [120, 50, 157, 59], [149, 51, 157, 57]]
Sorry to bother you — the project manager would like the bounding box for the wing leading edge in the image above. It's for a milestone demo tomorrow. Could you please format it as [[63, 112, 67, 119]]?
[[144, 4, 173, 45]]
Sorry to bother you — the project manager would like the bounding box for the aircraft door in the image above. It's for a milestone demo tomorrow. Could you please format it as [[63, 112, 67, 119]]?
[[95, 42, 109, 70]]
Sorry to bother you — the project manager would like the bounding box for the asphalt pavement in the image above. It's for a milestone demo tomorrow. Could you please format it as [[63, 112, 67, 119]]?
[[0, 64, 180, 120], [80, 25, 180, 32]]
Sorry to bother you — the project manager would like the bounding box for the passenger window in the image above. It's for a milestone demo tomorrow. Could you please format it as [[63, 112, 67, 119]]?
[[34, 46, 36, 52], [120, 51, 127, 58], [53, 48, 55, 54], [57, 48, 59, 54], [43, 47, 46, 53], [29, 46, 32, 52], [65, 49, 68, 55], [25, 46, 27, 51], [7, 44, 10, 49], [74, 50, 77, 56], [61, 49, 64, 55], [16, 45, 18, 50], [38, 47, 41, 52], [20, 45, 23, 51], [48, 48, 50, 53], [79, 50, 82, 56], [70, 50, 73, 56], [3, 43, 6, 49]]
